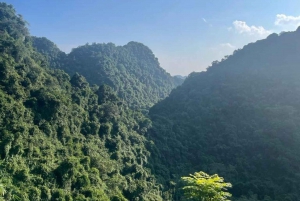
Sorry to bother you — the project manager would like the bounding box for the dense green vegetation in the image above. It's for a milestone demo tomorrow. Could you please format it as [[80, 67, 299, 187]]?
[[0, 3, 163, 200], [31, 37, 183, 110], [149, 29, 300, 200], [3, 2, 300, 201], [181, 171, 232, 201], [31, 36, 67, 69]]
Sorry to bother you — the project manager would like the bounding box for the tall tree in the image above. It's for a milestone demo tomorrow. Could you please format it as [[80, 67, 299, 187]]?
[[181, 171, 232, 201]]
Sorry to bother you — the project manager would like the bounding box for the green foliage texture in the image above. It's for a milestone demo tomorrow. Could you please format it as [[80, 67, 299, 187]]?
[[181, 171, 232, 201], [0, 3, 163, 200], [149, 30, 300, 200], [31, 37, 183, 110], [3, 2, 300, 201]]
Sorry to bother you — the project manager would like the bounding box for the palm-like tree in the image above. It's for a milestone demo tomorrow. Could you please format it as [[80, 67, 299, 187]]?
[[181, 171, 232, 201]]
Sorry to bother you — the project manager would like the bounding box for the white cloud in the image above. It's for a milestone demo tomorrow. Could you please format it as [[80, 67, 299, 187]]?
[[202, 18, 207, 23], [233, 20, 271, 36], [275, 14, 300, 30]]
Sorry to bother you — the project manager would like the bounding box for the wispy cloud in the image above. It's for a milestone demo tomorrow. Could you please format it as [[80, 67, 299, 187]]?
[[275, 14, 300, 30], [233, 20, 271, 36], [202, 17, 212, 27]]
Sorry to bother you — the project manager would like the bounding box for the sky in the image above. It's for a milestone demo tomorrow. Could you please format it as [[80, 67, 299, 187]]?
[[4, 0, 300, 76]]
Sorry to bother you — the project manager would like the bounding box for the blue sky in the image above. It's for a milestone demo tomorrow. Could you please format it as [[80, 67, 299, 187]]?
[[4, 0, 300, 75]]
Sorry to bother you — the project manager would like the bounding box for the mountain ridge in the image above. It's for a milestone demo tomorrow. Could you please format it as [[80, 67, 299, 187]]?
[[2, 2, 300, 201], [0, 3, 163, 200], [149, 27, 300, 200], [31, 37, 183, 110]]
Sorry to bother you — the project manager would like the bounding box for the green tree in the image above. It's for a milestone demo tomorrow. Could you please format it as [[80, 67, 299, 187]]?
[[0, 3, 163, 200], [181, 171, 232, 201]]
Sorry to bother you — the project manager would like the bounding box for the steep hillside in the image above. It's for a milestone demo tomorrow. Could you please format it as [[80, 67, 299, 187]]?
[[31, 36, 67, 69], [32, 37, 182, 110], [149, 29, 300, 200], [0, 3, 162, 200]]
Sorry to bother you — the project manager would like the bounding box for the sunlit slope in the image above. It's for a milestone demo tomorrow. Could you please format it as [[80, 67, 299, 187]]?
[[32, 37, 183, 110], [0, 3, 162, 200], [149, 29, 300, 200]]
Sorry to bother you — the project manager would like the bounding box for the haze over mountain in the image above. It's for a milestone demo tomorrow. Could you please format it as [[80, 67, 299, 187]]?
[[6, 0, 300, 76], [2, 2, 300, 201], [173, 75, 187, 80], [149, 28, 300, 200]]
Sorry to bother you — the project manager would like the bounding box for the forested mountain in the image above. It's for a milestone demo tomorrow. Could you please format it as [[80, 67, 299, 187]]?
[[3, 2, 300, 201], [31, 37, 183, 110], [0, 3, 163, 200], [149, 29, 300, 200]]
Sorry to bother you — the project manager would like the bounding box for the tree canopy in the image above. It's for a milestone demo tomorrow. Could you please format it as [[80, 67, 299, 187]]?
[[2, 2, 300, 201], [32, 37, 183, 110], [181, 171, 232, 201], [149, 28, 300, 200], [0, 3, 163, 200]]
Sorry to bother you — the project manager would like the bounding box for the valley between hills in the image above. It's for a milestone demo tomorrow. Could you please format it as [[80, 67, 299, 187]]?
[[1, 2, 300, 201]]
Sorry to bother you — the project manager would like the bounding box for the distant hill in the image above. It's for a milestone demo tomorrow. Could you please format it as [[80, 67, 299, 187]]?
[[173, 75, 187, 80], [32, 38, 182, 110], [173, 75, 186, 86], [149, 29, 300, 200]]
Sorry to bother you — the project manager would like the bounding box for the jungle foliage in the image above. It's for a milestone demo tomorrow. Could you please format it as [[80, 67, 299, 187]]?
[[2, 2, 300, 201], [181, 171, 232, 201], [149, 29, 300, 200], [31, 37, 183, 110], [0, 3, 163, 200]]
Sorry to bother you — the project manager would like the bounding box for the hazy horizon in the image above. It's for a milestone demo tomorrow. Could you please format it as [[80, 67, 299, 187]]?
[[5, 0, 300, 76]]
